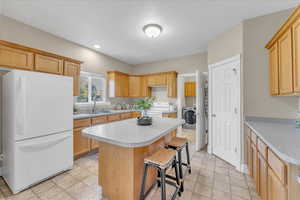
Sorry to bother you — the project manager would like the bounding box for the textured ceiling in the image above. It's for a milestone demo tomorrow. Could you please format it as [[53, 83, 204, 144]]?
[[1, 0, 300, 64]]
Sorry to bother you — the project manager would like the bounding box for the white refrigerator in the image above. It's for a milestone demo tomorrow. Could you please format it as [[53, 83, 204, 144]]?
[[2, 70, 73, 194]]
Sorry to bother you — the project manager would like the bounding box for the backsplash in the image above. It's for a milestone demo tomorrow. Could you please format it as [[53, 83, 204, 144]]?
[[151, 87, 177, 104]]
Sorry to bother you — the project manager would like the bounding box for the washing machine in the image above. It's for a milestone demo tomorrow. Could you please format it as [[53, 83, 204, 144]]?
[[182, 107, 196, 128]]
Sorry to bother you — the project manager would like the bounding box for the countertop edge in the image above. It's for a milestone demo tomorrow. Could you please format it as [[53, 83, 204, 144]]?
[[244, 120, 300, 165]]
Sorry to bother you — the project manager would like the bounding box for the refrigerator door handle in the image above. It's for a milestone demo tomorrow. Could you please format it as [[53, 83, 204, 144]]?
[[18, 134, 71, 150], [17, 76, 26, 136]]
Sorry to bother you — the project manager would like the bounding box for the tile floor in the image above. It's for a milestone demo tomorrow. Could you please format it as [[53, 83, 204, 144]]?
[[0, 130, 260, 200]]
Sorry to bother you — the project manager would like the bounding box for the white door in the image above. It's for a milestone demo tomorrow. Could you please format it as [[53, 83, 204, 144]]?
[[210, 56, 240, 167], [13, 70, 73, 141]]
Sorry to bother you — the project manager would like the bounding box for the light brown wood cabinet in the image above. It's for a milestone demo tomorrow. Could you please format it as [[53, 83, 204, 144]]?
[[64, 61, 80, 96], [293, 18, 300, 93], [167, 72, 177, 98], [35, 54, 64, 75], [0, 44, 34, 70], [257, 153, 268, 200], [185, 81, 196, 97], [108, 71, 177, 98], [73, 127, 91, 158], [162, 112, 177, 118], [244, 123, 298, 200], [108, 71, 129, 97], [268, 167, 287, 200], [278, 29, 293, 95], [269, 43, 279, 96], [266, 6, 300, 96], [90, 116, 107, 150]]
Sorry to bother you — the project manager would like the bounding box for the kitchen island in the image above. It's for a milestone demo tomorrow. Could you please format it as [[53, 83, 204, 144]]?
[[82, 117, 184, 200]]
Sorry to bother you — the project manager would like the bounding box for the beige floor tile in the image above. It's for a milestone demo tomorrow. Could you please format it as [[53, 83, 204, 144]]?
[[212, 189, 231, 200], [213, 181, 230, 193], [37, 185, 64, 200], [31, 180, 56, 195], [231, 185, 251, 200], [230, 177, 248, 189], [49, 191, 73, 200], [191, 193, 211, 200], [178, 190, 192, 199], [82, 175, 98, 186], [52, 173, 79, 189], [193, 182, 212, 198], [197, 175, 214, 187], [0, 184, 13, 197], [6, 189, 37, 200]]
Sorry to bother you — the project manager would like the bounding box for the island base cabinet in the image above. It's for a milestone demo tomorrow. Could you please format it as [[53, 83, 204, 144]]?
[[257, 153, 268, 200], [98, 132, 174, 200]]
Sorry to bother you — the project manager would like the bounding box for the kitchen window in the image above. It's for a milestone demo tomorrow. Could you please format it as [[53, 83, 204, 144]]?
[[77, 72, 106, 104]]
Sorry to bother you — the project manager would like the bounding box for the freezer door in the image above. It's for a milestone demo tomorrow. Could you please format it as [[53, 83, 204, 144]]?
[[7, 132, 73, 193], [14, 70, 73, 141]]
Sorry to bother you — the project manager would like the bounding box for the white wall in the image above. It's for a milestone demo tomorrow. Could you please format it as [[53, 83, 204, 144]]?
[[0, 15, 134, 74], [207, 23, 243, 65], [133, 52, 208, 74], [243, 8, 298, 119]]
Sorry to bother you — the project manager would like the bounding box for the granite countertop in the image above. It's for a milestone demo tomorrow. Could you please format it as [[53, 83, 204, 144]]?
[[82, 118, 184, 148], [245, 117, 300, 165], [73, 110, 140, 120]]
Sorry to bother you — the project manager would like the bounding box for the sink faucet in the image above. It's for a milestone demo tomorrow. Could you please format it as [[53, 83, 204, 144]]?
[[91, 95, 100, 114]]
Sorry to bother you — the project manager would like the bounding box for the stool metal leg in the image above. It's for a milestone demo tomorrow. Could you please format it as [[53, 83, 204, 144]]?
[[186, 143, 191, 174], [173, 159, 181, 197], [140, 163, 149, 200], [177, 149, 184, 192], [160, 168, 166, 200]]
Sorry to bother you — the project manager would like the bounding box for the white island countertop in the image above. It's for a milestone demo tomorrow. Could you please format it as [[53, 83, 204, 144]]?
[[245, 117, 300, 165], [82, 118, 185, 148]]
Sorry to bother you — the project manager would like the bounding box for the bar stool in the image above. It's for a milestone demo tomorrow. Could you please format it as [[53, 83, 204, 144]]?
[[140, 149, 181, 200], [166, 137, 191, 192]]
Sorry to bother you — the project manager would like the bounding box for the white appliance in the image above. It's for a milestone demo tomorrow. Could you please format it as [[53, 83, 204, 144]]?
[[2, 70, 73, 194], [147, 102, 175, 118]]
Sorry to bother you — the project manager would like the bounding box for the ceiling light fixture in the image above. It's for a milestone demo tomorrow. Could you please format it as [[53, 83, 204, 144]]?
[[143, 24, 163, 38], [93, 44, 101, 49]]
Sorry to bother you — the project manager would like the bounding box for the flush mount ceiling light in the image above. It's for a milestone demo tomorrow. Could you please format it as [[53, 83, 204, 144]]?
[[143, 24, 163, 38], [93, 44, 101, 49]]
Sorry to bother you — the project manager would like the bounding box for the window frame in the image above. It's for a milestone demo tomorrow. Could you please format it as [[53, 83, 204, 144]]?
[[76, 71, 107, 105]]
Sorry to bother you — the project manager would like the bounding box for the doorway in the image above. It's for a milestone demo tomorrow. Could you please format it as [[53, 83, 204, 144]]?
[[177, 71, 208, 152], [208, 55, 241, 169]]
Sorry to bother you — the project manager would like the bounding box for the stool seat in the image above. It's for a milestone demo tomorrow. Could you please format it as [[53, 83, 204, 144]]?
[[145, 149, 176, 168], [167, 137, 188, 149]]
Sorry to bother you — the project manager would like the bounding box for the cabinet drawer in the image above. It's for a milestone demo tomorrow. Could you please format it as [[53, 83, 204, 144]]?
[[120, 112, 132, 120], [91, 116, 107, 125], [251, 131, 257, 145], [132, 112, 141, 118], [268, 149, 287, 184], [74, 118, 91, 128], [257, 138, 268, 160], [107, 114, 120, 122]]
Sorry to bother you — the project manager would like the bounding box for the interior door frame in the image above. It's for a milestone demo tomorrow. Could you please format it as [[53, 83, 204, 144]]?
[[208, 54, 243, 171]]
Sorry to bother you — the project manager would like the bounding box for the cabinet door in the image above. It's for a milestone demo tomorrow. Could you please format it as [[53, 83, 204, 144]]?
[[140, 76, 151, 97], [247, 137, 253, 177], [269, 43, 279, 95], [35, 54, 63, 74], [121, 74, 129, 97], [293, 18, 300, 93], [73, 128, 91, 158], [257, 153, 268, 200], [129, 76, 141, 97], [251, 143, 258, 189], [278, 29, 293, 95], [268, 168, 287, 200], [167, 72, 177, 98], [64, 61, 80, 96], [156, 74, 167, 85], [0, 44, 34, 70], [147, 75, 156, 86]]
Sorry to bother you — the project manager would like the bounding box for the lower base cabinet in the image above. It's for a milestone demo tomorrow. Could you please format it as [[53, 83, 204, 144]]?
[[268, 167, 287, 200], [257, 153, 268, 200], [74, 127, 91, 157]]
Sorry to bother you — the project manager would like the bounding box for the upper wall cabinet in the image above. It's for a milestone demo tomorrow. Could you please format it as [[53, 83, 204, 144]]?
[[185, 81, 196, 97], [266, 6, 300, 96], [35, 54, 64, 75], [0, 40, 82, 96], [64, 61, 81, 96], [0, 44, 34, 70], [107, 71, 177, 98]]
